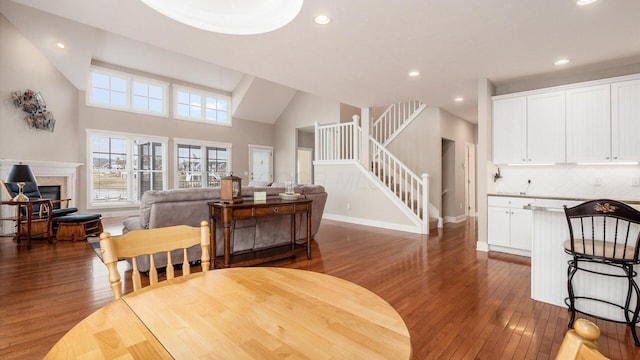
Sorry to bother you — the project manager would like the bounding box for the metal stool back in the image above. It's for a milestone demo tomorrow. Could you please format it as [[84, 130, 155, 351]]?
[[564, 199, 640, 346]]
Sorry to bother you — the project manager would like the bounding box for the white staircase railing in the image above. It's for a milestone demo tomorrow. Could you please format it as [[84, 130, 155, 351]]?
[[315, 120, 360, 161], [370, 137, 427, 223], [371, 100, 427, 146], [315, 111, 433, 233]]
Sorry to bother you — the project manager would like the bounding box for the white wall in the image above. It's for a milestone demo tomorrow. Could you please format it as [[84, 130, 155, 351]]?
[[315, 162, 419, 232], [0, 14, 79, 164], [274, 91, 340, 182]]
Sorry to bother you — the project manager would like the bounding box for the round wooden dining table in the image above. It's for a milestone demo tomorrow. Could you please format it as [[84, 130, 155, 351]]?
[[45, 267, 412, 359]]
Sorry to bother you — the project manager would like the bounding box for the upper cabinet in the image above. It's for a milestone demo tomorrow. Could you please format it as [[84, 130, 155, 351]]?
[[566, 84, 611, 163], [492, 97, 526, 164], [611, 79, 640, 162], [492, 91, 565, 164], [527, 91, 565, 163], [493, 74, 640, 165]]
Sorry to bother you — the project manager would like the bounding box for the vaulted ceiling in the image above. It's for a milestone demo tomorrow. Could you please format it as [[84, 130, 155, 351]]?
[[3, 0, 640, 124]]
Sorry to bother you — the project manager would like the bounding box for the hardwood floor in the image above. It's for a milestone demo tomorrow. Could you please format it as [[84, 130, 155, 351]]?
[[1, 218, 639, 359]]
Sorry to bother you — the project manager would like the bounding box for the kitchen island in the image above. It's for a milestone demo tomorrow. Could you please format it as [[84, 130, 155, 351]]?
[[489, 194, 640, 322]]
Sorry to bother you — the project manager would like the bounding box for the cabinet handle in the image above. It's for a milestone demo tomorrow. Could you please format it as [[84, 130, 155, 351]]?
[[605, 157, 610, 160], [522, 159, 526, 162], [613, 156, 618, 160]]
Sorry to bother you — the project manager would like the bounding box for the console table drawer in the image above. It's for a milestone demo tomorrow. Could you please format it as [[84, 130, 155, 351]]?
[[254, 204, 294, 216]]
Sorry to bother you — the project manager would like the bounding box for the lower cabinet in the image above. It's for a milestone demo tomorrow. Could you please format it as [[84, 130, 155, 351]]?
[[488, 196, 533, 256]]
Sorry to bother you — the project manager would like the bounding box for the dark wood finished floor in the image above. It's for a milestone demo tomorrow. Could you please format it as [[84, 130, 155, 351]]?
[[1, 218, 639, 359]]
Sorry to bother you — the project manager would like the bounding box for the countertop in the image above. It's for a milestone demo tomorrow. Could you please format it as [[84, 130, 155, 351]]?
[[488, 193, 640, 205]]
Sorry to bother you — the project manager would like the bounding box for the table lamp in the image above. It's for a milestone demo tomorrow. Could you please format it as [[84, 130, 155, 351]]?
[[6, 163, 37, 202]]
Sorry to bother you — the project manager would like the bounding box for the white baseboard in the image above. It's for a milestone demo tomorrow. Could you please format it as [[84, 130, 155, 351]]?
[[476, 241, 489, 252], [322, 213, 422, 234], [443, 215, 467, 224]]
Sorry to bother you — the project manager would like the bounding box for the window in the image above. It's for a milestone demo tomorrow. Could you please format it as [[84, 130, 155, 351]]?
[[87, 129, 168, 208], [175, 139, 231, 188], [174, 86, 231, 126], [87, 67, 168, 116]]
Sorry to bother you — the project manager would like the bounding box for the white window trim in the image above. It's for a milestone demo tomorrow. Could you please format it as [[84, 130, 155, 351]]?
[[173, 85, 232, 126], [86, 66, 169, 117], [173, 138, 232, 189], [86, 129, 168, 209]]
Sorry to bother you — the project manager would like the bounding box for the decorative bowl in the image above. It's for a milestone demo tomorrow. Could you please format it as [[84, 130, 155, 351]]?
[[279, 193, 301, 201]]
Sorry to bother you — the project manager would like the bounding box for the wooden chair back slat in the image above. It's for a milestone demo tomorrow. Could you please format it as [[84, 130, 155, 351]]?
[[99, 221, 210, 300]]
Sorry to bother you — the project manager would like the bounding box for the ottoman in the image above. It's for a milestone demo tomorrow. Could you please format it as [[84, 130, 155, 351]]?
[[56, 214, 103, 241]]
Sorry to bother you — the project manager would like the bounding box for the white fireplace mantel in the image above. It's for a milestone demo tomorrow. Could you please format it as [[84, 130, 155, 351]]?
[[0, 159, 83, 204]]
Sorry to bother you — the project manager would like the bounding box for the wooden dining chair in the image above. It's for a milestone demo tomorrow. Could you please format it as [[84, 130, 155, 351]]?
[[556, 318, 608, 360], [99, 221, 210, 300]]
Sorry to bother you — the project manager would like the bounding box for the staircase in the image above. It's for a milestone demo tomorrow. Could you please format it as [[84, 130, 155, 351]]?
[[315, 100, 439, 234]]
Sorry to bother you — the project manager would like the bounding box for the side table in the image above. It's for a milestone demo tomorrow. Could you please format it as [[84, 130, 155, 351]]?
[[0, 199, 53, 250], [208, 198, 313, 268]]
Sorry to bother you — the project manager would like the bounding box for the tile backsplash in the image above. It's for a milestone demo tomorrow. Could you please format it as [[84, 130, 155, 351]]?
[[492, 165, 640, 200]]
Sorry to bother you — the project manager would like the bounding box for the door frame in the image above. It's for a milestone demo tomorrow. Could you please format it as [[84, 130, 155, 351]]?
[[248, 144, 273, 183], [297, 147, 313, 184]]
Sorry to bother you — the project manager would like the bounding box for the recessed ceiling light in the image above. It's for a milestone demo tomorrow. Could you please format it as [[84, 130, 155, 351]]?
[[454, 97, 464, 103], [314, 15, 331, 25], [576, 0, 598, 6], [55, 42, 65, 49], [408, 71, 420, 77], [554, 58, 571, 66], [140, 0, 303, 35]]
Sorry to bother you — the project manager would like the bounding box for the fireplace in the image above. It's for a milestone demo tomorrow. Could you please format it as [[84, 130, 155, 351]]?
[[38, 185, 61, 209]]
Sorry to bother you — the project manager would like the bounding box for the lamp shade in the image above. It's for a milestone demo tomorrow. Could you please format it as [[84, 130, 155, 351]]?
[[6, 164, 37, 184]]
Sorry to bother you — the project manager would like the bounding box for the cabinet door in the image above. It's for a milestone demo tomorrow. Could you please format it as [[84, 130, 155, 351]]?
[[492, 97, 527, 164], [488, 206, 510, 247], [611, 79, 640, 161], [527, 91, 565, 163], [566, 84, 611, 163], [509, 208, 533, 251]]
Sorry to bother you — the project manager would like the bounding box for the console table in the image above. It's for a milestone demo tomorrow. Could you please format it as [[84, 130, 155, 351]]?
[[0, 199, 53, 250], [208, 198, 312, 268]]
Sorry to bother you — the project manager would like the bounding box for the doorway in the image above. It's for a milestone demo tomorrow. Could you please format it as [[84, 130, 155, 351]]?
[[248, 145, 273, 183], [297, 147, 313, 184], [441, 138, 455, 221]]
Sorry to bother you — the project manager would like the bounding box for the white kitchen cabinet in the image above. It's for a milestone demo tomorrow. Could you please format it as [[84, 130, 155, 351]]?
[[566, 84, 611, 163], [493, 91, 565, 164], [492, 97, 526, 164], [611, 79, 640, 161], [526, 91, 565, 163], [488, 196, 533, 256]]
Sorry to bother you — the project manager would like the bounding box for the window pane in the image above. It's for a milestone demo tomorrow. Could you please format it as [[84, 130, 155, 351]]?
[[92, 73, 109, 89], [190, 93, 201, 105], [205, 97, 216, 109], [217, 99, 228, 111], [189, 105, 201, 118], [133, 82, 148, 96], [111, 91, 127, 106], [111, 77, 127, 92], [205, 109, 216, 120], [217, 111, 227, 122], [149, 99, 162, 113], [149, 85, 162, 99], [92, 88, 109, 104], [177, 91, 189, 104], [133, 95, 148, 110], [176, 103, 189, 117]]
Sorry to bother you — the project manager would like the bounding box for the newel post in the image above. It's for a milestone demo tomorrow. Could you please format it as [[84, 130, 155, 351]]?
[[314, 121, 319, 161], [421, 173, 430, 234], [352, 115, 360, 161]]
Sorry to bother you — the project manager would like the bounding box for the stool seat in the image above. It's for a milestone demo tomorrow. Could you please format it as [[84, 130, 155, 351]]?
[[56, 213, 103, 241], [57, 213, 101, 223]]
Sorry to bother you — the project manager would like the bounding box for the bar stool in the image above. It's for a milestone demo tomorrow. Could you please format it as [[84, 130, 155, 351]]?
[[563, 199, 640, 346]]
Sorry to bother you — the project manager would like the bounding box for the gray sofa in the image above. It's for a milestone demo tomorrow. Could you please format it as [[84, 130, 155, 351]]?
[[122, 184, 327, 271]]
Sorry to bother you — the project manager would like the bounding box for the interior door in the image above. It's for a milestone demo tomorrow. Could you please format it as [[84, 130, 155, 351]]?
[[249, 145, 273, 183], [297, 147, 313, 184]]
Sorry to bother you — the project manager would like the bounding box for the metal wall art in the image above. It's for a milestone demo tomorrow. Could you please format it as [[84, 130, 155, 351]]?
[[11, 89, 56, 132]]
